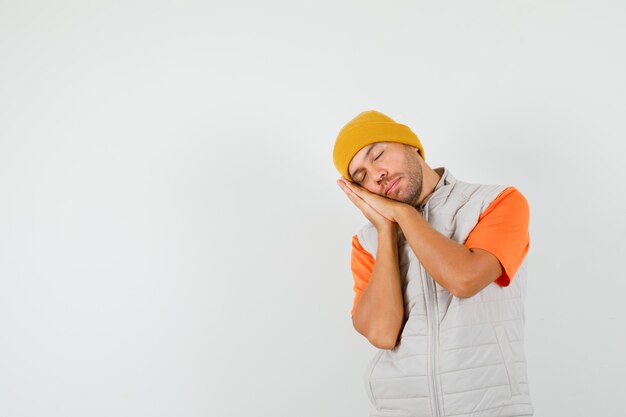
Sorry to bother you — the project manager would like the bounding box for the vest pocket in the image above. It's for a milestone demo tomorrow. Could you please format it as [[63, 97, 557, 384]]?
[[493, 324, 521, 396]]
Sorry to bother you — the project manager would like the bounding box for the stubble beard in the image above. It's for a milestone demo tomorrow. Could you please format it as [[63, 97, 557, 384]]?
[[397, 152, 423, 207]]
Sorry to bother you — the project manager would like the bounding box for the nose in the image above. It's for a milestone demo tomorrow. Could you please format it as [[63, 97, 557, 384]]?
[[375, 169, 386, 183]]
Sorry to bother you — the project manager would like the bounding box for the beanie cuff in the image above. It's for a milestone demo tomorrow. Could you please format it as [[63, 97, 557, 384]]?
[[333, 122, 423, 180]]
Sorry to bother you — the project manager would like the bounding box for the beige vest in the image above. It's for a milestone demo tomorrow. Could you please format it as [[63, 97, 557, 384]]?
[[356, 167, 533, 417]]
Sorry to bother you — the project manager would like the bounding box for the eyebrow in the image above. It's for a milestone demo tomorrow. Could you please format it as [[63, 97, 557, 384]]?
[[350, 144, 378, 180]]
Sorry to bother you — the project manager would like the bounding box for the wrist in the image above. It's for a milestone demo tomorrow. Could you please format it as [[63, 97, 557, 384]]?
[[395, 204, 418, 224], [377, 222, 398, 237]]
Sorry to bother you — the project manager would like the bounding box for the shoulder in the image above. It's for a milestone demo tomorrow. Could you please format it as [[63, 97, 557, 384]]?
[[479, 186, 529, 221]]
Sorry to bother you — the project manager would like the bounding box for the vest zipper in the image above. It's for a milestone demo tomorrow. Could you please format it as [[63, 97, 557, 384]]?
[[421, 205, 443, 417]]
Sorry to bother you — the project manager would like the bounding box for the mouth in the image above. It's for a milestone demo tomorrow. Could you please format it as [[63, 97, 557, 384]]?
[[385, 177, 400, 196]]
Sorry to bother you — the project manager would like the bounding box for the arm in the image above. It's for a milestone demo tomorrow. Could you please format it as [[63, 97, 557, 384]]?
[[352, 224, 405, 350], [394, 205, 502, 298], [337, 178, 501, 298]]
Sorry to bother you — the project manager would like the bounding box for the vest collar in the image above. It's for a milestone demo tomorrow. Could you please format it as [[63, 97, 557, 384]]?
[[417, 166, 455, 211]]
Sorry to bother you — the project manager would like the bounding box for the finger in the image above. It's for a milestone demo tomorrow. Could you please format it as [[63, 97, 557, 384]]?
[[337, 179, 364, 199], [342, 180, 376, 205], [340, 184, 388, 220], [340, 182, 366, 206], [340, 182, 377, 216], [341, 177, 368, 196], [339, 177, 358, 193], [336, 179, 352, 195]]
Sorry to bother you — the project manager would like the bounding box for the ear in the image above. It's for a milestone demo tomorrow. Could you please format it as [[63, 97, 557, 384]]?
[[405, 144, 421, 156]]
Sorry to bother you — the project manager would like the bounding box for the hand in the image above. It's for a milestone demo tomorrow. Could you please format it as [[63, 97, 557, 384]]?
[[337, 177, 405, 222], [337, 177, 395, 232]]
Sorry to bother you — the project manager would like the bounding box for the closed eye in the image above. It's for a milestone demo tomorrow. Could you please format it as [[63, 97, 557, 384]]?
[[360, 151, 383, 182]]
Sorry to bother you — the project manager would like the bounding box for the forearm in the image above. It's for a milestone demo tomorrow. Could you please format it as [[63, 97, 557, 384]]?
[[352, 224, 405, 349], [395, 205, 473, 297]]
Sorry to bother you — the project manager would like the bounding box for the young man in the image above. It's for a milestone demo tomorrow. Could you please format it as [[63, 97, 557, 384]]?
[[333, 110, 534, 417]]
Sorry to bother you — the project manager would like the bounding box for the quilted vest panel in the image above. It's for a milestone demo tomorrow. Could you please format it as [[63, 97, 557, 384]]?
[[356, 167, 533, 417]]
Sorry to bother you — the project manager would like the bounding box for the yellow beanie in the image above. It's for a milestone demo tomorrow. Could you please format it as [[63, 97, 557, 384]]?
[[332, 110, 425, 180]]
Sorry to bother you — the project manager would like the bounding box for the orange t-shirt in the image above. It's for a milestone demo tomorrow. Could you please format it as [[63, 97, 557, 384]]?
[[350, 186, 530, 317]]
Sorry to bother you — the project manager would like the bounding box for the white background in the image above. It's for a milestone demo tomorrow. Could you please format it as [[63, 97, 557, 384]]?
[[1, 1, 625, 416]]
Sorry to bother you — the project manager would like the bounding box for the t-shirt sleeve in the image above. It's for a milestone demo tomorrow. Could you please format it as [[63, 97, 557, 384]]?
[[350, 234, 375, 318], [464, 186, 530, 287]]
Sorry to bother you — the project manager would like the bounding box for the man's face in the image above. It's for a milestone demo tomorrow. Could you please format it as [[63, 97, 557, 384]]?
[[348, 142, 423, 206]]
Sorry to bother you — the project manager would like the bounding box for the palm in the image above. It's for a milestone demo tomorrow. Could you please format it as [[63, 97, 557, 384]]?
[[345, 180, 403, 222]]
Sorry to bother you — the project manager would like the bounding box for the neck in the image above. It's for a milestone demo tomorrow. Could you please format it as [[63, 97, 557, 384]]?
[[415, 165, 443, 208]]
